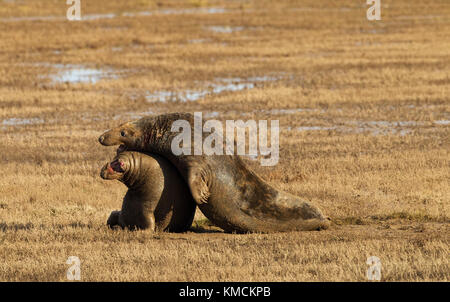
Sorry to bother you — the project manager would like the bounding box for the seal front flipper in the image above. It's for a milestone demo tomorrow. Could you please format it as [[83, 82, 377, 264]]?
[[188, 166, 210, 205], [107, 210, 121, 229]]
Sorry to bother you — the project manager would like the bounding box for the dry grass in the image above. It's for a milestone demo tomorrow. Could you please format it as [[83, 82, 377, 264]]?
[[0, 0, 448, 281]]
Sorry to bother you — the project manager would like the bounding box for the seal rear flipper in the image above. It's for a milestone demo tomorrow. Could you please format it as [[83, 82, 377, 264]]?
[[188, 167, 210, 205]]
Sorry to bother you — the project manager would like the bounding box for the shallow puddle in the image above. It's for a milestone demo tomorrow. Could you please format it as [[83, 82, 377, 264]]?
[[125, 7, 227, 18], [145, 76, 279, 103], [188, 39, 210, 44], [0, 7, 227, 22], [201, 107, 318, 120], [291, 7, 357, 13], [207, 26, 244, 33], [265, 108, 316, 115], [434, 120, 450, 125], [48, 64, 117, 84], [351, 120, 422, 128], [2, 117, 44, 126], [292, 126, 335, 131]]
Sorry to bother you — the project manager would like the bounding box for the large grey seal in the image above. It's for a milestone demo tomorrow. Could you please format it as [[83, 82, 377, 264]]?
[[98, 113, 330, 233], [100, 151, 196, 232]]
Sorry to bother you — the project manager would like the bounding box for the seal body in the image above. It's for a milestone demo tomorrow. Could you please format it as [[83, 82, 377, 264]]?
[[100, 151, 196, 232], [99, 113, 330, 233]]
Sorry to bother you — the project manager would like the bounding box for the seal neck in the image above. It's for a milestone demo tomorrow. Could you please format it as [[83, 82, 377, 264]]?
[[140, 114, 192, 156], [120, 153, 146, 190]]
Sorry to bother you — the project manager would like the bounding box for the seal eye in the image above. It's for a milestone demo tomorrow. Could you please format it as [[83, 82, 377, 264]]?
[[120, 131, 126, 137]]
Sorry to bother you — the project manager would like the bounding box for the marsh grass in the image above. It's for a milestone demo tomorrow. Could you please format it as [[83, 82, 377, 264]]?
[[0, 0, 448, 281]]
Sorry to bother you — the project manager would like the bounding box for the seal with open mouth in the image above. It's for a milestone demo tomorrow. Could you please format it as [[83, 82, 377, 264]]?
[[99, 113, 330, 233], [101, 151, 196, 232]]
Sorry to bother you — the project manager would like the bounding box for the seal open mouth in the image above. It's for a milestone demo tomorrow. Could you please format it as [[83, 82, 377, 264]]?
[[116, 144, 127, 154], [108, 159, 125, 174]]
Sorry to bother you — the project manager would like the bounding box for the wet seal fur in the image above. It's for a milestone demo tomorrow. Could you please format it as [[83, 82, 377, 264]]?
[[100, 151, 196, 232], [99, 113, 331, 233]]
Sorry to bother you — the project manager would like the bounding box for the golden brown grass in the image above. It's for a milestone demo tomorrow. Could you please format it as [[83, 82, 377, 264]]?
[[0, 0, 448, 281]]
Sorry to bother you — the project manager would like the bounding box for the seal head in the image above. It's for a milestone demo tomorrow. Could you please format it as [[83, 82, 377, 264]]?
[[100, 157, 126, 181], [98, 121, 144, 155]]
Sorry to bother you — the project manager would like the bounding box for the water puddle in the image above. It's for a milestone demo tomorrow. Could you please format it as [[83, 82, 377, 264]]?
[[207, 26, 244, 33], [123, 7, 227, 18], [353, 121, 421, 128], [188, 39, 210, 44], [206, 26, 262, 34], [0, 7, 227, 22], [145, 90, 207, 102], [2, 117, 44, 126], [81, 13, 116, 21], [434, 120, 450, 125], [145, 76, 280, 103], [265, 108, 316, 115], [46, 64, 118, 84], [291, 7, 356, 13], [0, 15, 61, 22], [211, 82, 254, 94], [291, 126, 335, 131], [203, 112, 220, 118]]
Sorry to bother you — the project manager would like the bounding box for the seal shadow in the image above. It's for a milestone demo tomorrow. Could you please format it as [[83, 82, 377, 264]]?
[[188, 225, 224, 234], [188, 217, 225, 233]]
